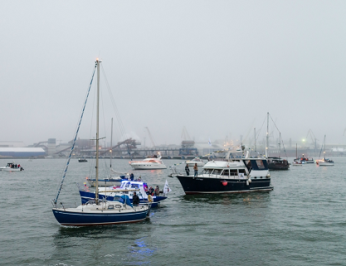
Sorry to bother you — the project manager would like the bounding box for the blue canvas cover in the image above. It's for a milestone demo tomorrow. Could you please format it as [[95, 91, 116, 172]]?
[[119, 195, 133, 207]]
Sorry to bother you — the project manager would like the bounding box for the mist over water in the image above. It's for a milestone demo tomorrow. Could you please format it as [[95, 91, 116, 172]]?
[[1, 1, 346, 146], [1, 158, 346, 265]]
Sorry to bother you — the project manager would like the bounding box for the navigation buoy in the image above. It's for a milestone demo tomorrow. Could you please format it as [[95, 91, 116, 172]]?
[[222, 181, 228, 186]]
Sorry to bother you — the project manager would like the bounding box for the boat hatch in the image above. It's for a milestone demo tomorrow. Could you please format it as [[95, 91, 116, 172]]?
[[250, 160, 269, 170]]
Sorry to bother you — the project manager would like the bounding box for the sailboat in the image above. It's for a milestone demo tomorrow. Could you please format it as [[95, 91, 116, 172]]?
[[316, 135, 334, 166], [52, 59, 151, 226]]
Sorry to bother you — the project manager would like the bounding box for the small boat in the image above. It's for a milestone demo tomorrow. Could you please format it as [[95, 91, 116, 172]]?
[[0, 163, 24, 172], [129, 154, 167, 170], [175, 151, 273, 194], [78, 158, 88, 163], [185, 157, 205, 167], [79, 180, 168, 207], [294, 154, 314, 164], [52, 59, 151, 226]]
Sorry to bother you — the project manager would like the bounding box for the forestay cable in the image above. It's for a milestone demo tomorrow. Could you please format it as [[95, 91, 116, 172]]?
[[53, 62, 97, 205]]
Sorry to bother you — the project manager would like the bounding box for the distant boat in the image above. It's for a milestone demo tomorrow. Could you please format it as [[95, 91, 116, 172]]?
[[129, 153, 167, 170], [0, 162, 24, 172], [78, 158, 88, 163], [52, 59, 151, 226]]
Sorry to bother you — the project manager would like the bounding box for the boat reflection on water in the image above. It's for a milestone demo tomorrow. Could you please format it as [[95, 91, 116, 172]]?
[[182, 192, 271, 206]]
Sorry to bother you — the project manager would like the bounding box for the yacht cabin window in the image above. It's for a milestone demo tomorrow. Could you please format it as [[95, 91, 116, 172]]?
[[213, 169, 221, 175], [230, 169, 238, 176], [239, 169, 246, 174], [222, 169, 230, 176]]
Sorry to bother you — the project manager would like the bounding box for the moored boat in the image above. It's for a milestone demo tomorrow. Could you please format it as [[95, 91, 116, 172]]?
[[129, 154, 167, 170], [52, 59, 151, 226], [79, 180, 168, 207], [267, 157, 289, 170], [316, 135, 334, 166], [175, 151, 273, 194]]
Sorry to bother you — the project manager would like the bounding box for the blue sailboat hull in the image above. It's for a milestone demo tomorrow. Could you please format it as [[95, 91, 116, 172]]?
[[52, 208, 149, 226], [79, 190, 166, 207]]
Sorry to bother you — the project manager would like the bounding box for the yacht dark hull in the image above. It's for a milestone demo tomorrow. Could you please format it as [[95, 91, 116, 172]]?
[[176, 175, 273, 194], [52, 208, 149, 226], [268, 163, 289, 170]]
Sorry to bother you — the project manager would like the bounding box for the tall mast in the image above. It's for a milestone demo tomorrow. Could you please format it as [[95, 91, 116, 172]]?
[[254, 128, 257, 153], [110, 117, 113, 177], [323, 135, 326, 159], [279, 132, 281, 158], [296, 143, 297, 158], [265, 112, 269, 158], [95, 58, 101, 203]]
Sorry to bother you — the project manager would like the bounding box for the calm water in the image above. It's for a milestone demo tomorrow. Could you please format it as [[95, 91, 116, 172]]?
[[1, 158, 346, 266]]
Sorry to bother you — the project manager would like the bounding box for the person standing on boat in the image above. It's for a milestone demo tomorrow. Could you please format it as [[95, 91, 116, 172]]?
[[154, 185, 160, 196], [193, 163, 198, 177], [130, 173, 134, 181], [185, 164, 190, 176], [133, 192, 140, 206]]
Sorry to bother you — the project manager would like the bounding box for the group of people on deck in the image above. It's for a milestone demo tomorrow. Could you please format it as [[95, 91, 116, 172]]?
[[133, 185, 160, 206], [185, 163, 198, 177]]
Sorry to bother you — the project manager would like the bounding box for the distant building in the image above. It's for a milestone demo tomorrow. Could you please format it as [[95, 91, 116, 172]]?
[[0, 147, 46, 158]]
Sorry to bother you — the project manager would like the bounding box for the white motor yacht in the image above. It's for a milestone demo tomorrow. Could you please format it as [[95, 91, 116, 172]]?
[[129, 155, 167, 170]]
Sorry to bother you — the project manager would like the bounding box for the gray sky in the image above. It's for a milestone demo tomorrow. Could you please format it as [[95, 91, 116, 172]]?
[[1, 1, 346, 147]]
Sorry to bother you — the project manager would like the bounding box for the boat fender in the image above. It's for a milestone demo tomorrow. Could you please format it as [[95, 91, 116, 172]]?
[[248, 178, 252, 183], [148, 195, 153, 202], [246, 180, 249, 186], [222, 181, 228, 186]]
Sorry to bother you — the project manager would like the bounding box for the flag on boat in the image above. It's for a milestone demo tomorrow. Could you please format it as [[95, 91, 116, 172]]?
[[163, 180, 172, 194]]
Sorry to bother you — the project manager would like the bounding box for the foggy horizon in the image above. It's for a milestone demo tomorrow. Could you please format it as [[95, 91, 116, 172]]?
[[2, 1, 346, 147]]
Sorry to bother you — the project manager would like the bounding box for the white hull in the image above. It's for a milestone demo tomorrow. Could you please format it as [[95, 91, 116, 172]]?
[[130, 163, 167, 170], [317, 162, 334, 166], [292, 163, 302, 166], [0, 167, 22, 172]]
